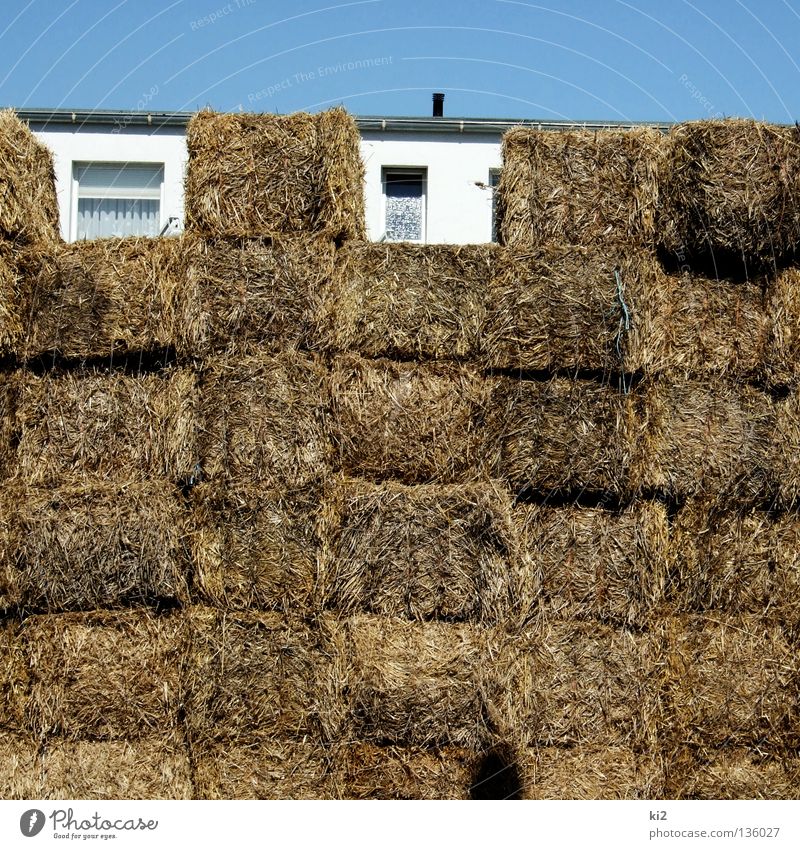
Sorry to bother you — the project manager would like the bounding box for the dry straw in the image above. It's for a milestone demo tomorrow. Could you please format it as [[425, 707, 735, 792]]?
[[662, 614, 799, 754], [514, 501, 669, 626], [23, 609, 187, 741], [336, 743, 480, 800], [39, 738, 193, 800], [0, 734, 40, 800], [648, 271, 769, 379], [321, 242, 495, 360], [190, 482, 320, 613], [497, 126, 662, 250], [664, 748, 800, 800], [486, 246, 665, 373], [184, 607, 346, 746], [0, 624, 27, 730], [318, 477, 520, 625], [765, 267, 800, 386], [502, 622, 661, 749], [330, 354, 496, 484], [22, 236, 189, 360], [774, 386, 800, 506], [0, 243, 23, 352], [0, 373, 16, 479], [672, 502, 800, 624], [0, 481, 190, 613], [184, 107, 365, 240], [492, 375, 635, 495], [518, 746, 663, 800], [0, 110, 60, 245], [342, 614, 497, 749], [15, 366, 198, 486], [200, 350, 332, 489], [186, 234, 335, 355], [632, 379, 775, 505], [659, 119, 800, 262], [193, 740, 335, 800]]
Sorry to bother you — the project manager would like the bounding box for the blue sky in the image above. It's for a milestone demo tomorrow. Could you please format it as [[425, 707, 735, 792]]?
[[2, 0, 800, 121]]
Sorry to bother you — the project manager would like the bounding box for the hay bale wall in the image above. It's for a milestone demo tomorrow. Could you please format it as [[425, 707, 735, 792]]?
[[186, 235, 335, 355], [184, 107, 365, 240], [0, 110, 60, 246], [658, 119, 800, 263], [15, 366, 198, 486], [321, 242, 495, 360], [497, 126, 661, 250], [22, 237, 189, 359], [318, 477, 521, 625], [2, 111, 800, 800]]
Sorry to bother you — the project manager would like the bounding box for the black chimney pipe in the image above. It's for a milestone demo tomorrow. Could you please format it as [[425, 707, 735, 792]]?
[[432, 92, 444, 117]]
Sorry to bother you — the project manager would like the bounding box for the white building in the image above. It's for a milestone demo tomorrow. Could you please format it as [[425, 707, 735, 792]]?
[[17, 107, 667, 245]]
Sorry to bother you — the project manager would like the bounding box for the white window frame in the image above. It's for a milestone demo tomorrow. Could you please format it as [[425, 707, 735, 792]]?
[[381, 166, 427, 244], [70, 161, 166, 241]]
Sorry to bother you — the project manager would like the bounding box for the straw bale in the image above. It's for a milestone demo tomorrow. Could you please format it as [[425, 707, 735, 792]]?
[[337, 743, 480, 799], [184, 107, 365, 240], [493, 376, 634, 495], [486, 246, 665, 372], [672, 503, 800, 623], [651, 271, 769, 379], [0, 374, 16, 482], [343, 614, 496, 748], [23, 610, 187, 741], [633, 379, 775, 504], [330, 354, 495, 483], [765, 266, 800, 386], [519, 746, 664, 800], [663, 615, 800, 753], [659, 119, 800, 262], [321, 242, 495, 359], [186, 235, 335, 355], [194, 740, 335, 800], [774, 387, 800, 505], [191, 482, 319, 613], [665, 748, 800, 799], [15, 366, 198, 486], [514, 501, 669, 626], [200, 350, 332, 488], [2, 481, 189, 613], [40, 738, 192, 800], [23, 236, 189, 360], [0, 733, 41, 799], [0, 623, 26, 730], [497, 126, 662, 250], [0, 109, 60, 245], [0, 242, 23, 352], [500, 622, 661, 749], [185, 607, 345, 745], [318, 477, 520, 625]]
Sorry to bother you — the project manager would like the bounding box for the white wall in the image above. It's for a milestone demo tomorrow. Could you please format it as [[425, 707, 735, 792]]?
[[360, 130, 501, 244], [32, 124, 187, 242], [32, 122, 502, 244]]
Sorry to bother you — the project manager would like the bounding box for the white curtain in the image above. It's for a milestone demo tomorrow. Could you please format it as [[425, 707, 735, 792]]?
[[77, 198, 160, 239]]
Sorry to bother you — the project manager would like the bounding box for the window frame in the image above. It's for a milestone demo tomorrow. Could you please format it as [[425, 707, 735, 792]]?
[[381, 166, 427, 244], [489, 168, 501, 243], [70, 161, 166, 241]]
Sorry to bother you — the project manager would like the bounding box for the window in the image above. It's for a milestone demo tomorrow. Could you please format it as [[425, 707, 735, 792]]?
[[382, 167, 426, 242], [490, 168, 501, 243], [72, 162, 164, 240]]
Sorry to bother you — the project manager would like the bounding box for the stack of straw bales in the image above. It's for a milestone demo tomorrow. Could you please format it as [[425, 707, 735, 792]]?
[[3, 107, 800, 800]]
